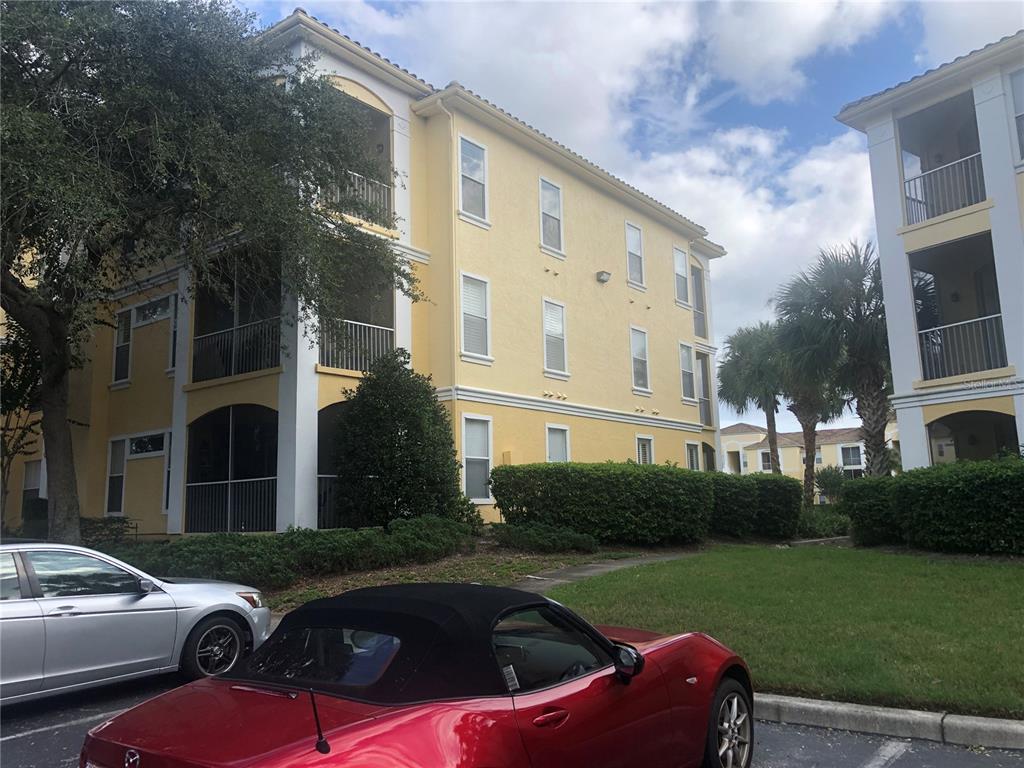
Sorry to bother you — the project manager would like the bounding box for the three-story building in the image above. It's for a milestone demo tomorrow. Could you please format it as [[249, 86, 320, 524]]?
[[837, 31, 1024, 468], [3, 9, 725, 534]]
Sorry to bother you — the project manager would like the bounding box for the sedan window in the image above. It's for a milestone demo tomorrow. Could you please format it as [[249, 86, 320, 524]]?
[[26, 551, 139, 597], [493, 607, 612, 693], [0, 554, 22, 600]]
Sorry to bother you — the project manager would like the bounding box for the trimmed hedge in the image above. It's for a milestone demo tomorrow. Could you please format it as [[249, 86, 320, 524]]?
[[796, 505, 851, 539], [490, 463, 712, 546], [749, 474, 803, 540], [99, 516, 474, 592], [709, 473, 758, 538], [844, 460, 1024, 555], [491, 522, 599, 554]]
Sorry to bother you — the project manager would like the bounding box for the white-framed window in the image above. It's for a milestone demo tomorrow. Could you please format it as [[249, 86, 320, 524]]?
[[740, 452, 748, 471], [630, 327, 650, 391], [841, 445, 862, 467], [128, 432, 165, 457], [674, 247, 689, 304], [635, 435, 654, 465], [691, 264, 707, 338], [543, 299, 567, 374], [802, 448, 823, 465], [760, 451, 772, 472], [461, 273, 491, 360], [1010, 68, 1024, 159], [626, 223, 644, 286], [686, 442, 700, 471], [459, 136, 487, 222], [462, 415, 492, 502], [22, 459, 41, 509], [679, 343, 695, 400], [112, 310, 132, 383], [134, 295, 171, 326], [540, 178, 563, 253], [106, 439, 126, 515], [546, 424, 570, 463]]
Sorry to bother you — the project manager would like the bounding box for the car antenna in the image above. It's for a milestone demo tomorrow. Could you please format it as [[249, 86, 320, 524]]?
[[308, 689, 331, 754]]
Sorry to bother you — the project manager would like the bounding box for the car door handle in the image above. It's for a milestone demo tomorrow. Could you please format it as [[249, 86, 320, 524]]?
[[532, 709, 569, 728], [48, 606, 81, 617]]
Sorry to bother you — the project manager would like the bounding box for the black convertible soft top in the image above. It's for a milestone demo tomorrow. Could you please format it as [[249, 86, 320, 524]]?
[[226, 583, 550, 704]]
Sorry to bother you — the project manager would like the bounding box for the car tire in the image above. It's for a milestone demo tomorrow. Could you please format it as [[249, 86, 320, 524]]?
[[180, 615, 246, 681], [703, 677, 753, 768]]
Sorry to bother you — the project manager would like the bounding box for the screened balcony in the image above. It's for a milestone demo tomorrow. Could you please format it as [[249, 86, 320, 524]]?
[[324, 93, 393, 227], [899, 91, 985, 226], [318, 288, 394, 372], [912, 233, 1007, 380]]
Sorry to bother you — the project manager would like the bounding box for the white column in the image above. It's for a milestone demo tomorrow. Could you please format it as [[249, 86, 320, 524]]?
[[866, 116, 922, 394], [973, 72, 1024, 372], [895, 405, 929, 469], [1014, 394, 1024, 451], [276, 298, 319, 530], [167, 269, 190, 534]]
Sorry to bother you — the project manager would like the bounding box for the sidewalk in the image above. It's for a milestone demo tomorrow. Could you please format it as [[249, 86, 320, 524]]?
[[511, 551, 694, 593]]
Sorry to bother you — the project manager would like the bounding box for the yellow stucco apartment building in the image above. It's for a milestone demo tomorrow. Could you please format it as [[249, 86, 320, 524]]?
[[3, 9, 725, 535], [838, 31, 1024, 469]]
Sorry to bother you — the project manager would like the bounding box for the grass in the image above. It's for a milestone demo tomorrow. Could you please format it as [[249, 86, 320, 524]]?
[[264, 547, 639, 612], [548, 545, 1024, 719]]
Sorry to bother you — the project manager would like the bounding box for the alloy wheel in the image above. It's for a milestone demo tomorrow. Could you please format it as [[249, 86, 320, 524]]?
[[716, 692, 751, 768], [195, 624, 241, 676]]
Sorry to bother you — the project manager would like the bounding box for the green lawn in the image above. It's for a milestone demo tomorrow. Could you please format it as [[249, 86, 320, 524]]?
[[549, 545, 1024, 719]]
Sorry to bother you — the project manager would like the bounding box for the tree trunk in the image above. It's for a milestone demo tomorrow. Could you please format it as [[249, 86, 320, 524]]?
[[38, 367, 81, 545], [764, 406, 781, 474], [856, 375, 890, 476], [788, 402, 819, 509]]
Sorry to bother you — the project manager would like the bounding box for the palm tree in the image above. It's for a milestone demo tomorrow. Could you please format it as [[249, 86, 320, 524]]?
[[776, 241, 892, 476], [777, 315, 848, 509], [718, 322, 784, 473]]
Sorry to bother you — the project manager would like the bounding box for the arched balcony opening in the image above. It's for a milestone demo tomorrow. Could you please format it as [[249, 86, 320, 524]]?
[[317, 401, 351, 529], [927, 410, 1019, 464]]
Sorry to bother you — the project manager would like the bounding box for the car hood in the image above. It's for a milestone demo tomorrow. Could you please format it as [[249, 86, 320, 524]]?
[[596, 624, 671, 648], [84, 678, 388, 767], [159, 576, 256, 594]]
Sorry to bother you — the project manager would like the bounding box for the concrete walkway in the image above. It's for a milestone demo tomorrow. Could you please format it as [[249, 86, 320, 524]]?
[[511, 551, 692, 594]]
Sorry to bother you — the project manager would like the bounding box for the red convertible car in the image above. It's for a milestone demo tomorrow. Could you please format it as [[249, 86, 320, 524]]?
[[81, 583, 753, 768]]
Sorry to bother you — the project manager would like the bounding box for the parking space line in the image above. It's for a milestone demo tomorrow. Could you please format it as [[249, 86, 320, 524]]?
[[862, 740, 910, 768], [0, 709, 124, 743]]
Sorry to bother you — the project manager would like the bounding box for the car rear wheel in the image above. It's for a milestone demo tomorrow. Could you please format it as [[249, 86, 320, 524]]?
[[703, 678, 753, 768], [180, 615, 245, 680]]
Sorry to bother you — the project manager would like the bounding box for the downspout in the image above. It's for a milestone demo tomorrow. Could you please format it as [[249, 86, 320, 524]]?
[[437, 96, 459, 403]]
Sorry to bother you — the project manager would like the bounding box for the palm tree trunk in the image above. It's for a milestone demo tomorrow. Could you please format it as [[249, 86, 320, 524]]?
[[789, 402, 818, 509], [764, 406, 781, 474], [856, 374, 890, 476]]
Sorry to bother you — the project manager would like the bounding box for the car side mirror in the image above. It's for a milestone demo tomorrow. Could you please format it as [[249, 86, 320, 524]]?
[[613, 643, 644, 683], [138, 578, 155, 594]]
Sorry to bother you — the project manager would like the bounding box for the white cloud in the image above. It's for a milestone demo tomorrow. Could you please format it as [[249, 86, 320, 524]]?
[[915, 1, 1023, 67]]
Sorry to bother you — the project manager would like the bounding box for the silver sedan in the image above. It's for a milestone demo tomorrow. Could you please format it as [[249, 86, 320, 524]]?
[[0, 541, 271, 705]]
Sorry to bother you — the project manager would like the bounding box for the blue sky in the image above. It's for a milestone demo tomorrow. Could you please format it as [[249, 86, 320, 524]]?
[[238, 1, 1022, 430]]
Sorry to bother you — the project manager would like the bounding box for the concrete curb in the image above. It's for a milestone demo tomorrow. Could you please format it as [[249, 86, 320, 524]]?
[[755, 694, 1024, 751]]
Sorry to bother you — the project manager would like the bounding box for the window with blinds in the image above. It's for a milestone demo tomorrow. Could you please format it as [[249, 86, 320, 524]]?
[[691, 264, 707, 338], [113, 310, 132, 382], [463, 417, 491, 501], [674, 247, 689, 304], [680, 343, 695, 399], [630, 327, 649, 390], [626, 224, 644, 285], [686, 443, 700, 470], [460, 137, 487, 220], [543, 300, 567, 373], [540, 180, 563, 252], [546, 426, 569, 462], [461, 275, 489, 357], [107, 439, 126, 514], [636, 436, 653, 465]]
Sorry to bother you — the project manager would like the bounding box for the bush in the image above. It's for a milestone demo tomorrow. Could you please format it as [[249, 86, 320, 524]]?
[[80, 516, 135, 547], [843, 476, 899, 546], [491, 463, 712, 546], [491, 522, 599, 554], [796, 505, 851, 539], [749, 474, 802, 540], [99, 515, 474, 592], [814, 465, 846, 503], [709, 473, 758, 538]]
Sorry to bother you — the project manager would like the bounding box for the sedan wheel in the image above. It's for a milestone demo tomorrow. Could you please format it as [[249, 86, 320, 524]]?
[[196, 624, 241, 676], [703, 678, 753, 768]]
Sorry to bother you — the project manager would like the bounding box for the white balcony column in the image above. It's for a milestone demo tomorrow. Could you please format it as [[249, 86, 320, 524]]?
[[1015, 394, 1024, 452], [276, 296, 319, 530], [973, 72, 1024, 372], [167, 269, 191, 534], [866, 115, 922, 394], [895, 405, 930, 470], [392, 112, 414, 360]]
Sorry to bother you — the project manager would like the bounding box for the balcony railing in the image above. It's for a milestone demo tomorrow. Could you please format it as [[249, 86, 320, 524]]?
[[192, 317, 280, 383], [918, 314, 1007, 380], [317, 474, 340, 529], [904, 153, 985, 226], [185, 477, 277, 532], [319, 319, 395, 372], [326, 170, 392, 226]]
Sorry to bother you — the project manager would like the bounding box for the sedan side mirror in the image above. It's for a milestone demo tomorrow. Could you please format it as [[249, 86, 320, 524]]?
[[138, 578, 155, 594], [613, 643, 644, 683]]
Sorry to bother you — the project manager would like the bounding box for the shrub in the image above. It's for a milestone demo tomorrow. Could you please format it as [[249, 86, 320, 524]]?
[[491, 522, 599, 554], [332, 350, 477, 529], [80, 516, 135, 547], [99, 515, 474, 592], [796, 504, 851, 539], [842, 476, 899, 546], [709, 473, 758, 538], [749, 474, 802, 540], [491, 463, 712, 546], [814, 465, 846, 503]]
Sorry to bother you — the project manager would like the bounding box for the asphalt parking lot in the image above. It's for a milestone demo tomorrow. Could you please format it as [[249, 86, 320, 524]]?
[[2, 677, 1022, 768]]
